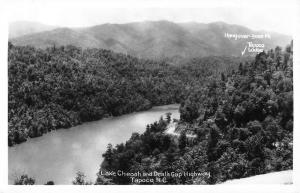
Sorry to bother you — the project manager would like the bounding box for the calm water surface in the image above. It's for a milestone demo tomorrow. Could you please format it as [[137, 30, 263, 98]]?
[[8, 104, 180, 184]]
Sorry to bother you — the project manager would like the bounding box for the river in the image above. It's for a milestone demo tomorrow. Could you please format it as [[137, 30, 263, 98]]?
[[8, 104, 180, 184]]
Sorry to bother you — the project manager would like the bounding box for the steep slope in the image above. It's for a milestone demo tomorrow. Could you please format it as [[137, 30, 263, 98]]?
[[8, 44, 246, 146], [97, 43, 293, 185]]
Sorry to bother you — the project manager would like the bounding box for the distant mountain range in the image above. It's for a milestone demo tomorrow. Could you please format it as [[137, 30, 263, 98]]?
[[9, 20, 292, 59], [9, 21, 57, 39]]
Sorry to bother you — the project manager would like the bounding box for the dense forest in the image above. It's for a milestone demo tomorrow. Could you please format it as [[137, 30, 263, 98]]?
[[8, 42, 245, 146], [97, 43, 293, 184], [9, 40, 293, 185]]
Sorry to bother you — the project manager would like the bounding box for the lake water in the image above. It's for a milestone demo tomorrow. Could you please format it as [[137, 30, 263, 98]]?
[[8, 104, 180, 184]]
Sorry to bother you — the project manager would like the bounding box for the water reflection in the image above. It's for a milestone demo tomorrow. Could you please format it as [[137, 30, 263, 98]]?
[[8, 104, 180, 184]]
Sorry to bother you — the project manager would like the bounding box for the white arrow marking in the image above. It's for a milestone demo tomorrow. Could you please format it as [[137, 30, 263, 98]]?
[[241, 45, 247, 56]]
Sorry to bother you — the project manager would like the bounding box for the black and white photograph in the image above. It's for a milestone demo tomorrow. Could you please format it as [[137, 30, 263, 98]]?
[[0, 0, 300, 192]]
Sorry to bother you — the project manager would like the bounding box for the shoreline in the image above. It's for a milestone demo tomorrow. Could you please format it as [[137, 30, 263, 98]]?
[[9, 103, 180, 148]]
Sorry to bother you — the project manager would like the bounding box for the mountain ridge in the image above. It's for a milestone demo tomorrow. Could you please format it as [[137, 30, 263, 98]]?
[[9, 21, 57, 38], [10, 20, 292, 59]]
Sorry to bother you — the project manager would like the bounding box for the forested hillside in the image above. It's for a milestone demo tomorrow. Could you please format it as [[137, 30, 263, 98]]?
[[8, 43, 245, 146], [98, 43, 293, 184]]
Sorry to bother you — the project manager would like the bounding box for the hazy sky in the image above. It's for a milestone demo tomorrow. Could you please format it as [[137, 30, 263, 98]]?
[[5, 0, 299, 35]]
